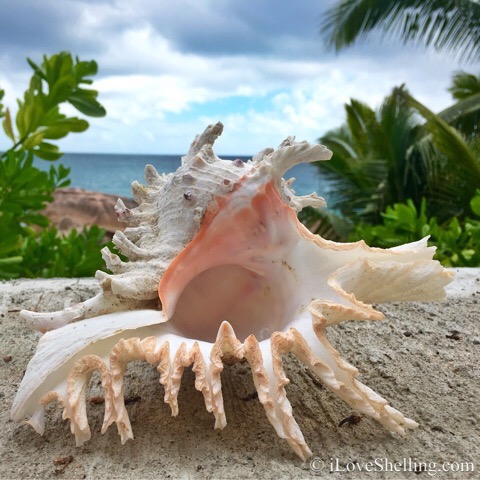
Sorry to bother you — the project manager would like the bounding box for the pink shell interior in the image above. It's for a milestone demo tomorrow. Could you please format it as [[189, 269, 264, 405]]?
[[160, 179, 302, 342]]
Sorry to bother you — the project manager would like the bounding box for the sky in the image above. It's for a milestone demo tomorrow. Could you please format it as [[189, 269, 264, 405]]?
[[0, 0, 477, 156]]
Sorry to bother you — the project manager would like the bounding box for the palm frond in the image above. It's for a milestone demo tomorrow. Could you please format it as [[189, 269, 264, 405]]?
[[316, 83, 480, 225], [448, 70, 480, 99], [317, 91, 422, 222], [439, 71, 480, 139], [320, 0, 480, 63], [438, 91, 480, 123], [405, 91, 480, 217], [439, 90, 480, 140], [407, 92, 480, 178], [298, 206, 351, 241]]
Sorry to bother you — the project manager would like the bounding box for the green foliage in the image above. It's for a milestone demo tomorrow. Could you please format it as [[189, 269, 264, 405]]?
[[315, 3, 480, 265], [449, 70, 480, 100], [318, 88, 425, 226], [320, 0, 480, 63], [315, 74, 480, 239], [443, 71, 480, 140], [0, 150, 69, 225], [354, 199, 429, 247], [3, 52, 105, 161], [405, 86, 480, 219], [0, 52, 108, 279], [16, 226, 111, 279], [298, 206, 351, 241], [311, 71, 480, 267], [353, 191, 480, 267]]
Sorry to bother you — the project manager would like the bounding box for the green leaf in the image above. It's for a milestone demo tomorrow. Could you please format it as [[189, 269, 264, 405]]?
[[2, 108, 15, 141], [43, 118, 89, 139], [68, 89, 106, 117], [44, 52, 73, 88], [27, 58, 47, 81], [438, 92, 480, 125], [0, 89, 5, 119], [33, 142, 62, 161], [15, 92, 45, 138], [22, 129, 45, 149], [49, 75, 76, 106], [0, 256, 23, 265], [75, 59, 98, 81], [471, 191, 480, 216], [29, 72, 43, 94], [320, 0, 480, 63], [0, 231, 24, 256], [449, 70, 480, 100]]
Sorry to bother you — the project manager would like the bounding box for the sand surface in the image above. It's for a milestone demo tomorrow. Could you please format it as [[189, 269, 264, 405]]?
[[0, 270, 478, 479]]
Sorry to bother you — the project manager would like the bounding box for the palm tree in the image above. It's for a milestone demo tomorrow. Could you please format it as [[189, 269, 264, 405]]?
[[405, 85, 480, 219], [445, 70, 480, 138], [317, 88, 427, 225], [315, 79, 480, 234], [321, 0, 480, 63]]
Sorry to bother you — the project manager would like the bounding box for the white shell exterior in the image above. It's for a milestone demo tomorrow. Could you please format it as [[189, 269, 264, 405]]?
[[11, 123, 453, 460]]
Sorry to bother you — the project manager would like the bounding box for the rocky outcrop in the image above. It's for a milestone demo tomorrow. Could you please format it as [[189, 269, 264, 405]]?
[[43, 188, 137, 235]]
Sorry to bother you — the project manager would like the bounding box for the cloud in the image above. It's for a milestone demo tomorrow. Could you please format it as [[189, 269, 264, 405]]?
[[0, 0, 475, 155]]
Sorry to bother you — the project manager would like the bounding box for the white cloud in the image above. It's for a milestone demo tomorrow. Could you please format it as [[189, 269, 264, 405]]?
[[197, 51, 459, 154], [0, 1, 473, 155]]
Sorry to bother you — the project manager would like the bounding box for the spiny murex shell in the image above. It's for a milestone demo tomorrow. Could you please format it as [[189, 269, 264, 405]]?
[[12, 122, 453, 460]]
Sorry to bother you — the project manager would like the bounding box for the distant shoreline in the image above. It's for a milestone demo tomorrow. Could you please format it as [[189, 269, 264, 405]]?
[[33, 152, 333, 200]]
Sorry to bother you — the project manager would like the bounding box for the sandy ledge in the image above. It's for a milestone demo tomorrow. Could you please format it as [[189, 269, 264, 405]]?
[[0, 269, 478, 479]]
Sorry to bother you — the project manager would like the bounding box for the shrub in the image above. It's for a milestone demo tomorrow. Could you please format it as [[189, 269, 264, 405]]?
[[0, 52, 109, 279], [353, 191, 480, 267]]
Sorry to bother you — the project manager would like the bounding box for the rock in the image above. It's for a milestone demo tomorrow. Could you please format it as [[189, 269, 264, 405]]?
[[43, 188, 137, 236]]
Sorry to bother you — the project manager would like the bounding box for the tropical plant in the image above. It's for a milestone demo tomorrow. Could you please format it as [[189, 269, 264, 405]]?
[[298, 206, 350, 241], [1, 52, 105, 160], [18, 225, 113, 278], [446, 70, 480, 139], [353, 190, 480, 267], [317, 89, 423, 225], [320, 0, 480, 63], [0, 52, 108, 279], [315, 77, 480, 235], [316, 1, 480, 265]]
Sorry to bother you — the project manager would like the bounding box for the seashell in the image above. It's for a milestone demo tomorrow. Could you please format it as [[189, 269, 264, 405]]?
[[11, 122, 453, 460]]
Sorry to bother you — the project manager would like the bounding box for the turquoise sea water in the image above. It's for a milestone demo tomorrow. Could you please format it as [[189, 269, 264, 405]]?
[[35, 153, 333, 201]]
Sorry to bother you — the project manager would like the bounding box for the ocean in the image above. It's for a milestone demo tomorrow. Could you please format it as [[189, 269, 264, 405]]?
[[34, 153, 333, 201]]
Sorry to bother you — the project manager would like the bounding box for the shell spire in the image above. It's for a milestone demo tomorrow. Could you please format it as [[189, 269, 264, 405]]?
[[12, 123, 453, 460], [182, 121, 224, 165]]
